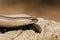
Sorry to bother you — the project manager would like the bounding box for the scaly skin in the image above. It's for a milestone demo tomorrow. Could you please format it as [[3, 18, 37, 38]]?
[[0, 15, 38, 27], [0, 14, 41, 33]]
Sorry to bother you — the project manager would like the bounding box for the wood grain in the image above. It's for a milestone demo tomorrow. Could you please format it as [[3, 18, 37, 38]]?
[[0, 0, 60, 21]]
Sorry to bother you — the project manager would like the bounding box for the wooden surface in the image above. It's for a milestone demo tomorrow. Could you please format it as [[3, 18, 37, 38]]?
[[0, 0, 60, 22]]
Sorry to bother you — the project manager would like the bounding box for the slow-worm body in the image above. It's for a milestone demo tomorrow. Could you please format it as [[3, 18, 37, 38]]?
[[0, 14, 41, 33], [0, 15, 37, 27]]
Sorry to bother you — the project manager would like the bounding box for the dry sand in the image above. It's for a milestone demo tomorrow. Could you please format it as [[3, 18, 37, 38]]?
[[0, 18, 60, 40]]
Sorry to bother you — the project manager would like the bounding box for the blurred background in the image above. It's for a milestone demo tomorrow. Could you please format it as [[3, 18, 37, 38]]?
[[0, 0, 60, 21]]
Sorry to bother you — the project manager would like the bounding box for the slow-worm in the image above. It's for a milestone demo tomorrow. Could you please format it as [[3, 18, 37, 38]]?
[[0, 14, 41, 33]]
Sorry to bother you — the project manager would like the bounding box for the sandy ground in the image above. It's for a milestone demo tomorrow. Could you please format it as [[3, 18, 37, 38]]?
[[0, 18, 60, 40]]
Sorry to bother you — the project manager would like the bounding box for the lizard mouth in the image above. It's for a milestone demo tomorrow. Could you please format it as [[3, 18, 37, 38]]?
[[0, 24, 41, 33]]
